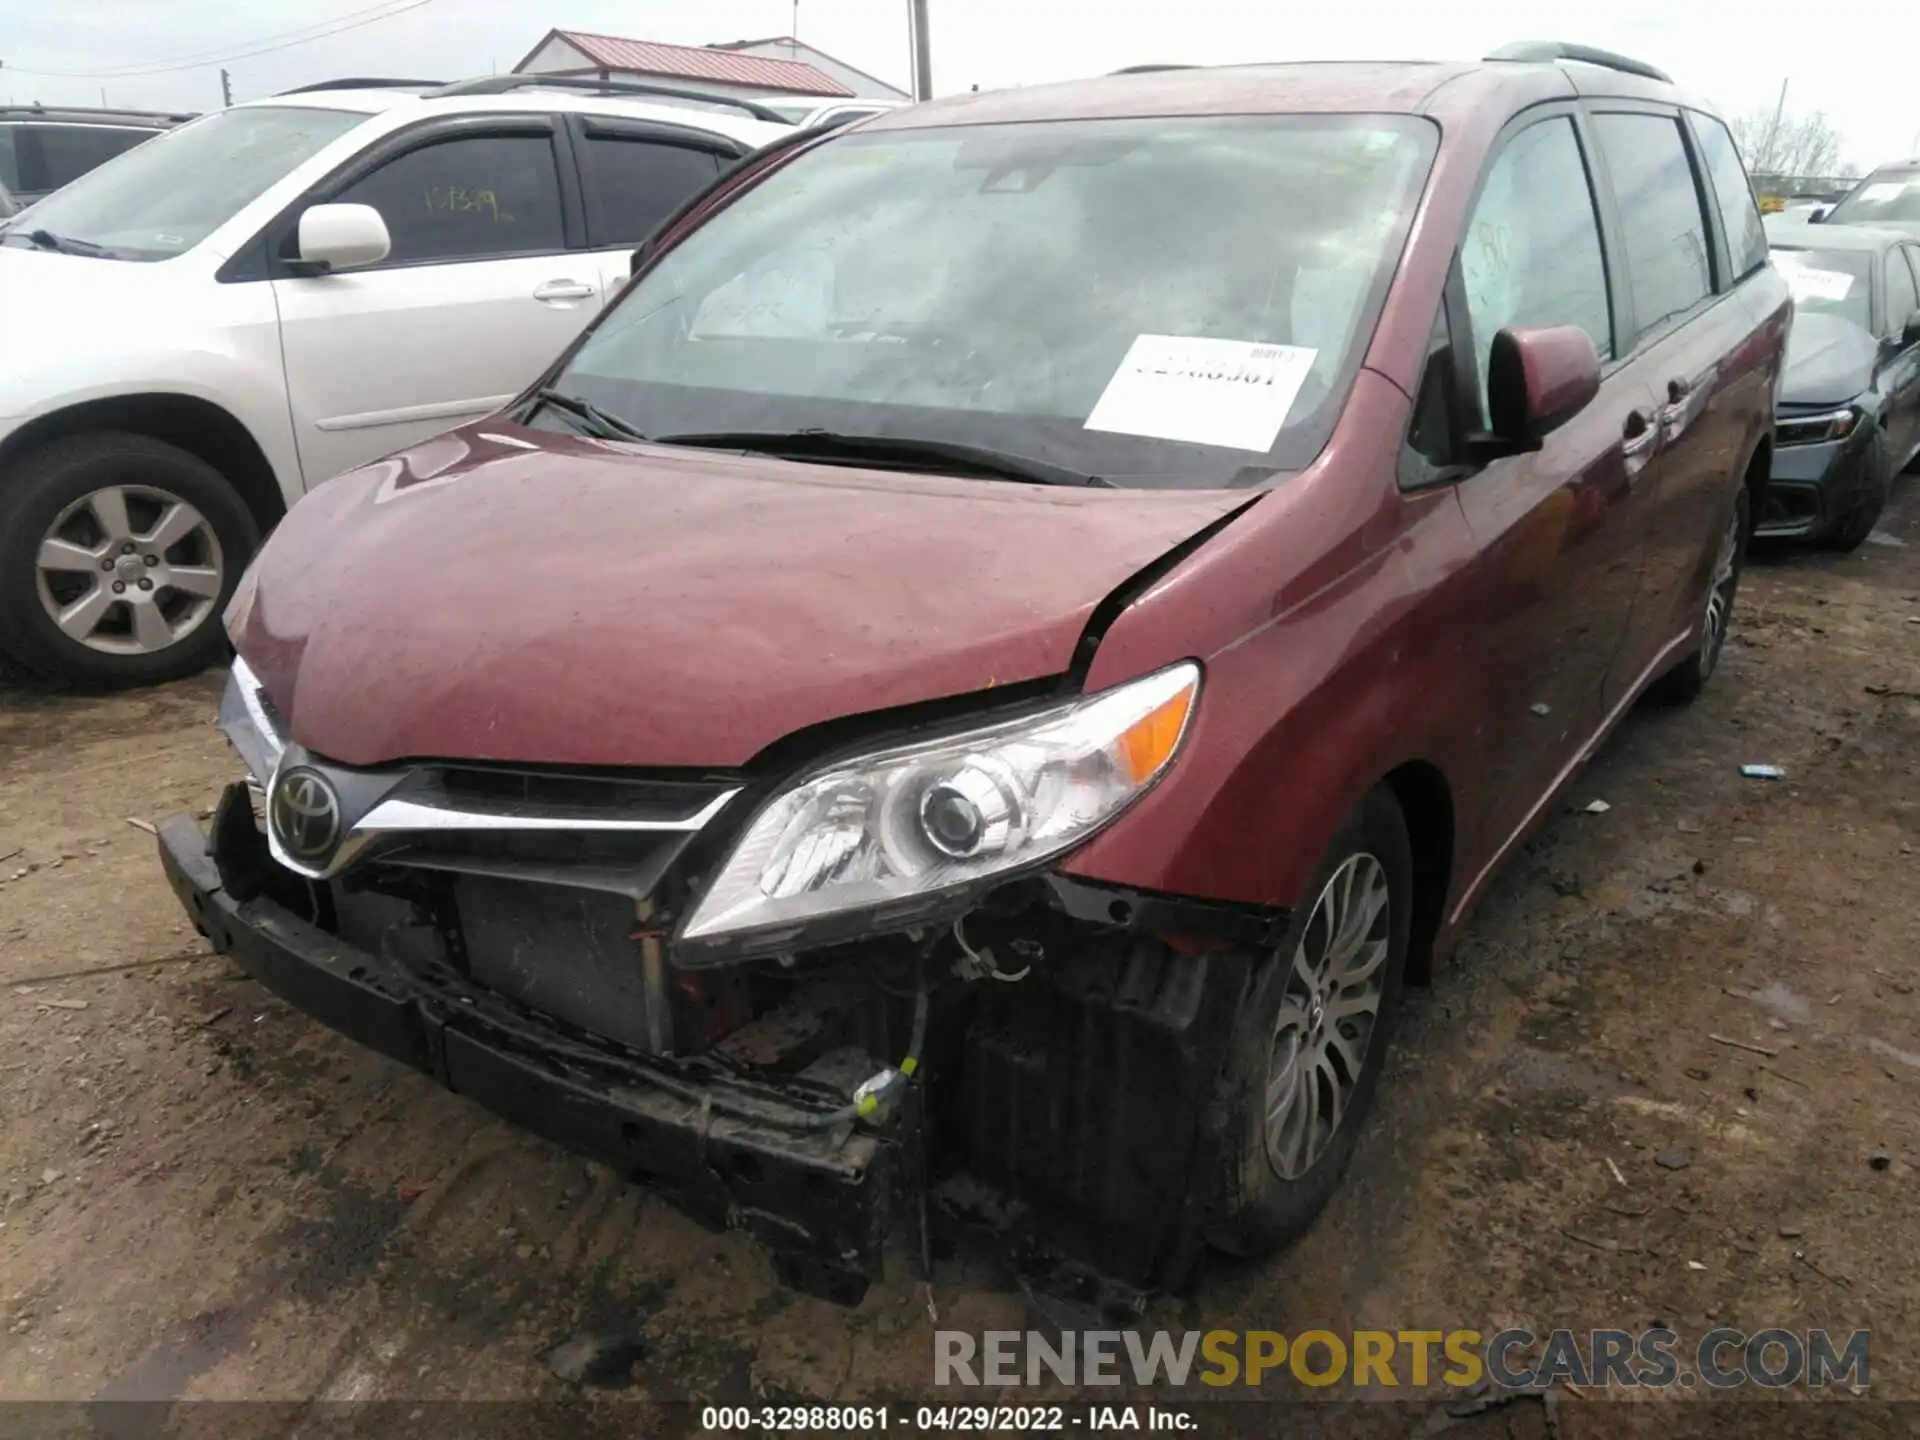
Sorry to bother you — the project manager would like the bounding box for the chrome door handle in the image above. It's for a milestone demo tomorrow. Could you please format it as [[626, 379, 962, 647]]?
[[1621, 409, 1659, 473], [533, 279, 596, 302], [1661, 372, 1709, 438]]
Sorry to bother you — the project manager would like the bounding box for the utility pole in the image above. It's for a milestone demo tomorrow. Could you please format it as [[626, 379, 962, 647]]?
[[908, 0, 932, 101], [1759, 77, 1788, 176], [220, 68, 233, 107]]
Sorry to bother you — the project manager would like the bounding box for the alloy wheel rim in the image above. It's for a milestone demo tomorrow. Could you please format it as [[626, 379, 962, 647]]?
[[1700, 504, 1742, 678], [1264, 852, 1392, 1180], [33, 485, 225, 656]]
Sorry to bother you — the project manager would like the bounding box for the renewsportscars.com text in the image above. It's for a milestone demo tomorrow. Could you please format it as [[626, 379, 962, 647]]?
[[933, 1328, 1870, 1390]]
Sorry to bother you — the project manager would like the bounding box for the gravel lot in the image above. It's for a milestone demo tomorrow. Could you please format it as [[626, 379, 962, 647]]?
[[2, 483, 1917, 1435]]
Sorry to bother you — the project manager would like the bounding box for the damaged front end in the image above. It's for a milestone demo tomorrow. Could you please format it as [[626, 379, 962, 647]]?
[[159, 657, 1280, 1303]]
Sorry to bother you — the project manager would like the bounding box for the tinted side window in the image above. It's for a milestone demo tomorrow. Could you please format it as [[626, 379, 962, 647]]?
[[579, 136, 723, 247], [35, 125, 151, 190], [1460, 116, 1612, 419], [0, 127, 19, 191], [1692, 114, 1767, 282], [332, 133, 564, 266], [1887, 247, 1920, 335], [1592, 113, 1712, 342]]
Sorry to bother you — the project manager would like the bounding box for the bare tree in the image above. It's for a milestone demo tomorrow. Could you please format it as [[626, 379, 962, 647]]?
[[1729, 104, 1855, 185]]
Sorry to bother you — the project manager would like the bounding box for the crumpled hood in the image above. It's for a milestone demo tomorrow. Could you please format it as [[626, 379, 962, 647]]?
[[1779, 311, 1879, 407], [235, 425, 1247, 769]]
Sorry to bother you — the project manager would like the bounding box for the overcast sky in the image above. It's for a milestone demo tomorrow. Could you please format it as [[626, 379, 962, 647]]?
[[3, 0, 1916, 168]]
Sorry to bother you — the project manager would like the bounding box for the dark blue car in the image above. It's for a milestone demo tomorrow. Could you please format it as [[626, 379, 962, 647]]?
[[1759, 221, 1920, 548]]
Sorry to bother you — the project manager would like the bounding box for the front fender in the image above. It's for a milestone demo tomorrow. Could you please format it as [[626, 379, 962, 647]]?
[[1061, 378, 1485, 920]]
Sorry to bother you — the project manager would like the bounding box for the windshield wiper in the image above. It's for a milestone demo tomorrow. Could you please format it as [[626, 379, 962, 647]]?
[[15, 228, 118, 258], [524, 387, 650, 444], [652, 429, 1112, 488]]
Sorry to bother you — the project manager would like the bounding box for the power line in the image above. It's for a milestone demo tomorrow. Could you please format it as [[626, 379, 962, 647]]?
[[1, 0, 434, 79], [5, 0, 423, 77]]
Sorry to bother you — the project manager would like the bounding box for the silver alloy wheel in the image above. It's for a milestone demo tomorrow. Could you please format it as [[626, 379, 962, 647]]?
[[33, 484, 225, 656], [1264, 852, 1392, 1180], [1700, 504, 1742, 678]]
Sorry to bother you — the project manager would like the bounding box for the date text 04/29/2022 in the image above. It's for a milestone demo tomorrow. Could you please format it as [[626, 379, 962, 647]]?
[[699, 1405, 1192, 1431]]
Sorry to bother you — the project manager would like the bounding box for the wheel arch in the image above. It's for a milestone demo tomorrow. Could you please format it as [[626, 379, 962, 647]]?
[[1743, 430, 1771, 500], [1378, 759, 1455, 986], [0, 394, 288, 534]]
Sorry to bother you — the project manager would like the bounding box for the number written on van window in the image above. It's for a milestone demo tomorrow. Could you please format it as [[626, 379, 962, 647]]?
[[333, 133, 563, 265]]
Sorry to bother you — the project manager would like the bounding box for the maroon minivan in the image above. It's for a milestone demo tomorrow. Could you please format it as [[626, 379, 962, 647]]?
[[159, 43, 1787, 1301]]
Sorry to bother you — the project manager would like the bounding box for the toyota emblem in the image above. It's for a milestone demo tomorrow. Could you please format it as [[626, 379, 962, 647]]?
[[271, 766, 341, 863]]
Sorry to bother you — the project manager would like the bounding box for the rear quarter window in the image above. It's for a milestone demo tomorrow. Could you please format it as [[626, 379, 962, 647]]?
[[1691, 114, 1768, 281], [1591, 113, 1713, 343]]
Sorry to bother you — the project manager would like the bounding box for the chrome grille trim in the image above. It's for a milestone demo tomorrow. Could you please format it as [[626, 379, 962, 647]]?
[[355, 787, 738, 836]]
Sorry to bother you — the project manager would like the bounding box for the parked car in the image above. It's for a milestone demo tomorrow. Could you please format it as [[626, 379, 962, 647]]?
[[1759, 222, 1920, 546], [0, 103, 190, 206], [754, 94, 908, 130], [1822, 161, 1920, 237], [159, 44, 1785, 1303], [0, 76, 790, 686]]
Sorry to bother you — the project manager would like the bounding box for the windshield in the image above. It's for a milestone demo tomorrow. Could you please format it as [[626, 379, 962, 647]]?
[[1827, 170, 1920, 227], [552, 114, 1437, 487], [1770, 246, 1875, 329], [4, 105, 366, 261]]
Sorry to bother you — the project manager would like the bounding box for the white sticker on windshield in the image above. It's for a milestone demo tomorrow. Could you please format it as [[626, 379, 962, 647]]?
[[1858, 181, 1910, 204], [1781, 266, 1854, 303], [1084, 336, 1318, 453]]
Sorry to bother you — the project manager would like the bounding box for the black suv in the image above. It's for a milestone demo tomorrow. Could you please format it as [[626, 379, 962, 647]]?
[[0, 105, 193, 206]]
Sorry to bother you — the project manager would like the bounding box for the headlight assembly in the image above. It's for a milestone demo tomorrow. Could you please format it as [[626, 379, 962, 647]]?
[[678, 662, 1200, 956], [1775, 407, 1858, 447]]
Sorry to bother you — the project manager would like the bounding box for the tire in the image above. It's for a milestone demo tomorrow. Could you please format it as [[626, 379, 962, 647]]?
[[1650, 484, 1749, 707], [1820, 427, 1892, 552], [0, 433, 258, 687], [1205, 786, 1413, 1258]]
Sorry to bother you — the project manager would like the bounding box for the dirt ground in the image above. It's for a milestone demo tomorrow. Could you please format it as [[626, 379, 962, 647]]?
[[2, 481, 1917, 1437]]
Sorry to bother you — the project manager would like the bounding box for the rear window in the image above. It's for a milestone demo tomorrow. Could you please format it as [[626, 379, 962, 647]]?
[[558, 114, 1440, 488], [1828, 170, 1920, 226]]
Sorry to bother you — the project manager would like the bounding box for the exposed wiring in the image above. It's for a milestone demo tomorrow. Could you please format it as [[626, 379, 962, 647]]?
[[953, 914, 1030, 982], [634, 975, 929, 1136]]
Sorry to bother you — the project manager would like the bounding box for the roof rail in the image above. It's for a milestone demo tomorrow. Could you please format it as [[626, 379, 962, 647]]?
[[278, 78, 446, 95], [0, 101, 194, 122], [1484, 41, 1672, 84], [427, 74, 789, 125], [1109, 64, 1196, 75]]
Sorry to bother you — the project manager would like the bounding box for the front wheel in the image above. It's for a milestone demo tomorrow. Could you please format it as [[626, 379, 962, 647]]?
[[1820, 427, 1892, 552], [0, 433, 259, 687], [1650, 485, 1748, 707], [1205, 787, 1413, 1258]]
